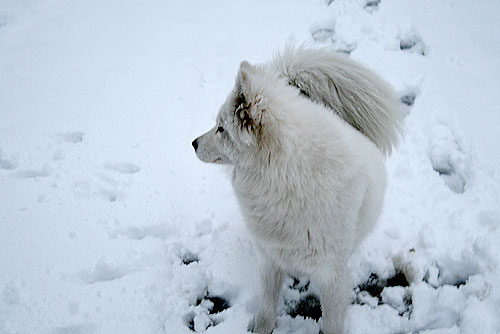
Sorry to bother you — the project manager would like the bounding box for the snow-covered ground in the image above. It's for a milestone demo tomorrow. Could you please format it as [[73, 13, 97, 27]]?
[[1, 0, 499, 333]]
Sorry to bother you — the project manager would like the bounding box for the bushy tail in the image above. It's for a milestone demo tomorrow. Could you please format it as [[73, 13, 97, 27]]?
[[272, 47, 403, 155]]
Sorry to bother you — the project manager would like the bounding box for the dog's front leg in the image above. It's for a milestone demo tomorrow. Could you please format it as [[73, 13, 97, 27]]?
[[249, 255, 284, 334]]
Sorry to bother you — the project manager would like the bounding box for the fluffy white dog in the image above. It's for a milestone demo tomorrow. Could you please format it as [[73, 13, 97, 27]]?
[[192, 47, 403, 334]]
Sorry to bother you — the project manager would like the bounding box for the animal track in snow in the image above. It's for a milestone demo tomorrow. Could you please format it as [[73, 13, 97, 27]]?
[[354, 257, 479, 320], [116, 224, 172, 241], [354, 271, 412, 316], [78, 259, 132, 284], [184, 290, 231, 332], [423, 255, 479, 289], [93, 162, 139, 202], [400, 91, 417, 107], [311, 28, 334, 43], [103, 162, 141, 174], [364, 0, 381, 13], [97, 188, 120, 202], [399, 88, 418, 116], [431, 158, 466, 193], [0, 158, 16, 170], [13, 166, 52, 179], [399, 32, 426, 56], [180, 250, 200, 265], [51, 323, 97, 334], [283, 277, 322, 321], [57, 131, 84, 143], [0, 150, 16, 170], [73, 161, 140, 202], [0, 15, 8, 28], [428, 125, 469, 193], [2, 281, 20, 305], [311, 26, 357, 54], [288, 294, 322, 321]]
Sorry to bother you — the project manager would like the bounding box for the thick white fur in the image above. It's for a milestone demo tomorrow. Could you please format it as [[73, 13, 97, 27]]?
[[273, 46, 403, 155], [193, 48, 402, 334]]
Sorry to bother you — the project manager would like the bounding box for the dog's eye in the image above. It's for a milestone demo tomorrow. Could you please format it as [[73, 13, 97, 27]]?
[[216, 126, 224, 134]]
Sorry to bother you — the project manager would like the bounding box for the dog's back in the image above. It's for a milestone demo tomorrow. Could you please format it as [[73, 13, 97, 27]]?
[[272, 47, 403, 155]]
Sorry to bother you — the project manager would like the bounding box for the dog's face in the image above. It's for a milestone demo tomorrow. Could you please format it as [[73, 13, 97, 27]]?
[[192, 61, 272, 166]]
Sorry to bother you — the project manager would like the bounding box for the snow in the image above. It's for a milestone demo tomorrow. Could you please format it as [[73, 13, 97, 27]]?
[[0, 0, 499, 333]]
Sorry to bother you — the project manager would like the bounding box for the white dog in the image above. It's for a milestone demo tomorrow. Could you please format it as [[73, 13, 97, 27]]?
[[192, 47, 402, 334]]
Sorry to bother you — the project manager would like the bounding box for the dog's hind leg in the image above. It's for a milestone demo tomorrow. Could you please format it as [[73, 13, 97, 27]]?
[[249, 255, 284, 334], [314, 264, 350, 334]]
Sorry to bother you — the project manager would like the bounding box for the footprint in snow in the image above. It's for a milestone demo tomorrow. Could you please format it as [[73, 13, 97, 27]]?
[[364, 0, 381, 13], [354, 271, 412, 316], [184, 290, 231, 332], [72, 162, 140, 203], [399, 31, 426, 56], [180, 250, 199, 265], [13, 166, 52, 179], [430, 155, 467, 193], [284, 277, 322, 321], [311, 28, 334, 44], [57, 131, 84, 144], [400, 91, 417, 108], [311, 26, 357, 55], [281, 272, 410, 323], [51, 323, 97, 334], [2, 281, 20, 305], [0, 15, 9, 28], [93, 171, 122, 202], [354, 255, 477, 320], [78, 260, 132, 284], [428, 125, 469, 193], [104, 162, 141, 174], [96, 188, 121, 202], [0, 150, 17, 170], [399, 88, 418, 117], [115, 224, 173, 241], [91, 163, 140, 202]]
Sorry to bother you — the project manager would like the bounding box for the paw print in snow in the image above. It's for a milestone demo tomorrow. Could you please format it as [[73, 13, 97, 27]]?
[[184, 291, 231, 332]]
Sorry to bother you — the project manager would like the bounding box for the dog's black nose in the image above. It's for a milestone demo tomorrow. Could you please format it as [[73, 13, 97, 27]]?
[[192, 139, 198, 151]]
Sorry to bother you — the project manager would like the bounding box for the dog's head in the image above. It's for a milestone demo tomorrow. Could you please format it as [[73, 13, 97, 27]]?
[[192, 61, 286, 166]]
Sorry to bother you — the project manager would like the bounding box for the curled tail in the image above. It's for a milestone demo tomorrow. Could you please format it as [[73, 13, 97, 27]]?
[[272, 47, 403, 155]]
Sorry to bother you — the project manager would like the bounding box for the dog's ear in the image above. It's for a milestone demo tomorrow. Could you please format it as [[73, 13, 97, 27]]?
[[236, 61, 253, 101], [238, 61, 252, 84], [234, 61, 267, 145]]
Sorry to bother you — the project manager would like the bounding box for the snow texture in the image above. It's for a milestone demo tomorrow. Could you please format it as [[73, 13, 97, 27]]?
[[1, 0, 499, 333]]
